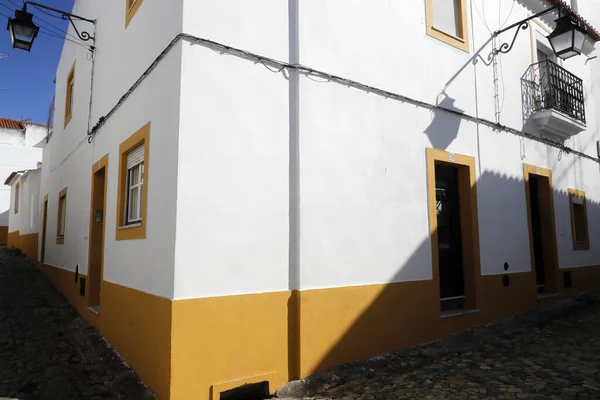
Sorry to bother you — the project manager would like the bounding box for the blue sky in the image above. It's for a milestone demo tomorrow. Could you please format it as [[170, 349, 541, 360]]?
[[0, 0, 74, 125]]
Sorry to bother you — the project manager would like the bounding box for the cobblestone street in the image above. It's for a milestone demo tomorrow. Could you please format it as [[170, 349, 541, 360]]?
[[0, 248, 155, 400], [3, 245, 600, 400], [278, 290, 600, 400]]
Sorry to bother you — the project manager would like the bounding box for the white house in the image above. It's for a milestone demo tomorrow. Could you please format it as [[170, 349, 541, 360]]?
[[6, 0, 600, 398], [4, 167, 43, 258], [0, 118, 46, 246]]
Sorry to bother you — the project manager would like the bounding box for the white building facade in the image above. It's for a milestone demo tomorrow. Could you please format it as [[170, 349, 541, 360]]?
[[4, 167, 43, 258], [0, 118, 45, 246], [14, 0, 600, 399]]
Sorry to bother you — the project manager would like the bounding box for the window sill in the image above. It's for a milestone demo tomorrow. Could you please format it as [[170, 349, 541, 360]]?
[[440, 308, 479, 319], [117, 223, 142, 230], [431, 26, 466, 43], [115, 222, 145, 241], [427, 26, 470, 53]]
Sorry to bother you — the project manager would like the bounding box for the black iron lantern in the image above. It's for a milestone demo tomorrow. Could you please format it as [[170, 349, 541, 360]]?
[[547, 14, 588, 60], [6, 9, 39, 51]]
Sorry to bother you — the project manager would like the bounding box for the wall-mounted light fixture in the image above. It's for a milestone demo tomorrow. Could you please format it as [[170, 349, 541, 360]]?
[[489, 5, 592, 61], [6, 9, 39, 51], [7, 1, 95, 53], [547, 14, 588, 59]]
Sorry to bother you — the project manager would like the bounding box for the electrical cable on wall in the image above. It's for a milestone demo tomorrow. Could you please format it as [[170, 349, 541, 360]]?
[[85, 33, 599, 165]]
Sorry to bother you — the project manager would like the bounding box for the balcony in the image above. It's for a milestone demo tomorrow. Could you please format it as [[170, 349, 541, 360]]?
[[522, 60, 586, 142]]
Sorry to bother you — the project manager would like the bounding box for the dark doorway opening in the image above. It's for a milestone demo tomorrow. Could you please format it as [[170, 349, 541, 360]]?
[[529, 177, 546, 293], [435, 164, 465, 312], [526, 172, 558, 295]]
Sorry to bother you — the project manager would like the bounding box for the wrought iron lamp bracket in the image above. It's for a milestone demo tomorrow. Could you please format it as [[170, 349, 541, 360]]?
[[487, 5, 563, 61], [63, 14, 94, 43], [23, 1, 96, 52]]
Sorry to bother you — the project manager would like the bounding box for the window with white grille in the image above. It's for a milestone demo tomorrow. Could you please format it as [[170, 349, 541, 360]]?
[[125, 144, 144, 224]]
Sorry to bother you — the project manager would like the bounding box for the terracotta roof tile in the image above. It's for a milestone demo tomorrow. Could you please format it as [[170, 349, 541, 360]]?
[[4, 171, 24, 186], [0, 118, 25, 130], [548, 0, 600, 41]]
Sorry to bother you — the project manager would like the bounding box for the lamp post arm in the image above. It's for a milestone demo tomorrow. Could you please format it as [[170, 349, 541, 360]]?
[[23, 1, 96, 24], [494, 5, 558, 36], [488, 5, 561, 61]]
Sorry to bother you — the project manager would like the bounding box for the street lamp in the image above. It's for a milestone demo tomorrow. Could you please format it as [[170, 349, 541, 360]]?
[[547, 15, 588, 60], [6, 2, 95, 53], [6, 10, 39, 52], [489, 5, 593, 61]]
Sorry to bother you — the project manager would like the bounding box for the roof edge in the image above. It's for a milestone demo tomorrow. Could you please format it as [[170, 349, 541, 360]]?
[[548, 0, 600, 42]]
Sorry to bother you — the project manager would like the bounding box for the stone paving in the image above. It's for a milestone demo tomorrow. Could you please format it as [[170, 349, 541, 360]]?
[[0, 248, 156, 400], [277, 290, 600, 400]]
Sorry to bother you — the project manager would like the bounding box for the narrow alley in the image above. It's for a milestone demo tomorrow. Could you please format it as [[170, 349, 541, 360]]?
[[0, 248, 155, 400]]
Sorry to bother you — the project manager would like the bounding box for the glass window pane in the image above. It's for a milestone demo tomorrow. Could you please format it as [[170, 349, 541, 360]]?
[[129, 187, 139, 221], [129, 165, 139, 186]]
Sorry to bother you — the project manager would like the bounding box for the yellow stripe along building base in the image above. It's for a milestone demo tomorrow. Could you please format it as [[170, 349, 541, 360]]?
[[39, 263, 600, 400]]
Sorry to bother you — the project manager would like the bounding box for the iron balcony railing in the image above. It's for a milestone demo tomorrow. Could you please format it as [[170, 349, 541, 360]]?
[[526, 59, 586, 125]]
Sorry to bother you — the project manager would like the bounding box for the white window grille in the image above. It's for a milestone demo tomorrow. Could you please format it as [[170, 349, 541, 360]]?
[[126, 144, 144, 224]]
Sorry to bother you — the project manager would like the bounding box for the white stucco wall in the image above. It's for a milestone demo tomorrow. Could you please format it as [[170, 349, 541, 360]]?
[[24, 124, 49, 148], [173, 0, 600, 299], [7, 169, 42, 236], [38, 0, 600, 301], [0, 126, 43, 229], [40, 0, 183, 299], [175, 42, 290, 299], [0, 127, 25, 146]]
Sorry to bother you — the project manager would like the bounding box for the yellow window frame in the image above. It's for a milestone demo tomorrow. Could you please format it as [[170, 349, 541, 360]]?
[[125, 0, 143, 28], [568, 188, 589, 251], [425, 0, 470, 52], [57, 187, 68, 244], [116, 122, 150, 241], [64, 61, 75, 128]]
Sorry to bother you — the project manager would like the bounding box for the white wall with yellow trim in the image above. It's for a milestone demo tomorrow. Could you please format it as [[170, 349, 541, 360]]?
[[174, 0, 600, 299], [40, 0, 184, 299], [29, 0, 600, 398], [7, 169, 42, 237]]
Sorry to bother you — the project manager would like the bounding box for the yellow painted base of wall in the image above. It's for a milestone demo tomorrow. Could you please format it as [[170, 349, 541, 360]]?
[[171, 291, 292, 400], [0, 226, 7, 245], [41, 264, 172, 400], [298, 272, 539, 375], [6, 231, 38, 261], [7, 231, 19, 249], [39, 262, 600, 400]]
